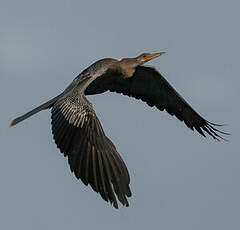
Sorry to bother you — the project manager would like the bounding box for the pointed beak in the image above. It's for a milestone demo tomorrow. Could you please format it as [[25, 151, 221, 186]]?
[[144, 52, 166, 61]]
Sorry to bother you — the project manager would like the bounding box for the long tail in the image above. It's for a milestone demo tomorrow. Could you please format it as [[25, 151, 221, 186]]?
[[9, 94, 62, 127]]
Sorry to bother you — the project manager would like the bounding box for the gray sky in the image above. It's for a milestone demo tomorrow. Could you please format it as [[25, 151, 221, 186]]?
[[1, 0, 240, 229]]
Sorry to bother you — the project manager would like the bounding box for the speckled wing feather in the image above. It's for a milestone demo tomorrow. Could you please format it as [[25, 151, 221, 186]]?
[[51, 90, 131, 208], [86, 65, 228, 140]]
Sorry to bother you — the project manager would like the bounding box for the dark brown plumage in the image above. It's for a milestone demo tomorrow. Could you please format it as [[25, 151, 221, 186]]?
[[9, 52, 228, 209]]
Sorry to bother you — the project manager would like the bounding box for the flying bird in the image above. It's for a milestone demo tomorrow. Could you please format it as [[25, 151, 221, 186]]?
[[9, 52, 228, 209]]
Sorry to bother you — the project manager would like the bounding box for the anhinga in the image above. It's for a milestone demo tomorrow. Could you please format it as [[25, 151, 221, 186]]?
[[9, 52, 228, 209]]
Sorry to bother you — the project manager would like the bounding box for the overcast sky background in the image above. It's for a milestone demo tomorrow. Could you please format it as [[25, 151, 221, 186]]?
[[1, 0, 240, 229]]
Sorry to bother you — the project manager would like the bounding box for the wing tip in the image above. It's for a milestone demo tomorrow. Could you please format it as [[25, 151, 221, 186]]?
[[204, 121, 230, 142]]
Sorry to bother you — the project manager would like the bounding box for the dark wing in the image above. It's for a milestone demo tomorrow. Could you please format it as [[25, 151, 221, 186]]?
[[86, 66, 228, 140], [51, 90, 131, 209]]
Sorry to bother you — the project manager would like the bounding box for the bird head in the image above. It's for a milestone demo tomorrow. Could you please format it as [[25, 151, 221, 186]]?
[[136, 52, 166, 65]]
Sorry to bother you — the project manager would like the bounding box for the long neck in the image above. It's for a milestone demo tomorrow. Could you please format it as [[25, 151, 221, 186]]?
[[118, 58, 139, 78]]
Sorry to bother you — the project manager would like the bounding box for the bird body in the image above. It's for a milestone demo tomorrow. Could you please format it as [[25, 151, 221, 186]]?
[[9, 52, 228, 209]]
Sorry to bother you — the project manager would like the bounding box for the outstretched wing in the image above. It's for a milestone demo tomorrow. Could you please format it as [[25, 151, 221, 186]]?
[[86, 65, 228, 140], [51, 90, 131, 208]]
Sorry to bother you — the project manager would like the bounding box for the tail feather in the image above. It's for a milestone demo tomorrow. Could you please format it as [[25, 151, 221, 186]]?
[[9, 94, 62, 127]]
